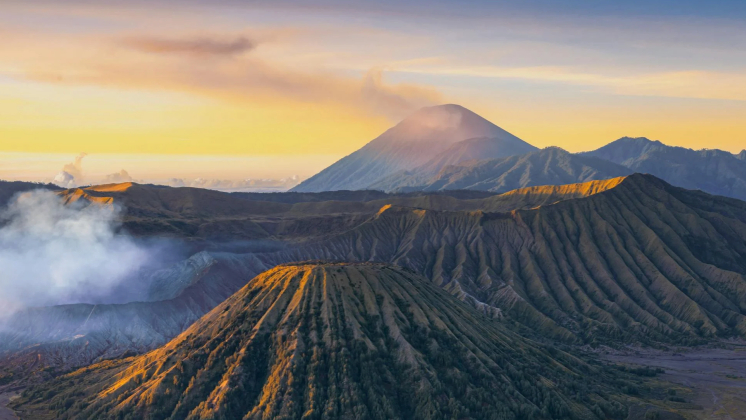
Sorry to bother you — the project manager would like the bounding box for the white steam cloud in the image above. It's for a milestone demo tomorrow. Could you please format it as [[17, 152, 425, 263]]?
[[0, 190, 151, 317]]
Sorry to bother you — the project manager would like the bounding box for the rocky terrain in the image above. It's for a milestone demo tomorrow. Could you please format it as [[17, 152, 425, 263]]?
[[4, 173, 746, 381], [12, 263, 642, 420], [283, 174, 746, 344]]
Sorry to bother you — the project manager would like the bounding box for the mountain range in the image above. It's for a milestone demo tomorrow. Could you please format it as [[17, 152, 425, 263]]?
[[583, 136, 746, 201], [293, 105, 746, 202], [371, 147, 632, 192]]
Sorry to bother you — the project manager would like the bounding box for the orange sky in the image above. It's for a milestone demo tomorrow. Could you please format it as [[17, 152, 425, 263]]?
[[1, 1, 745, 184]]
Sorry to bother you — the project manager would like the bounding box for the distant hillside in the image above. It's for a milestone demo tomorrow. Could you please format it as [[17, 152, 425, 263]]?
[[292, 104, 535, 192], [56, 183, 500, 241], [584, 137, 746, 201], [231, 189, 495, 204], [372, 147, 632, 192], [0, 180, 58, 208], [14, 263, 634, 420]]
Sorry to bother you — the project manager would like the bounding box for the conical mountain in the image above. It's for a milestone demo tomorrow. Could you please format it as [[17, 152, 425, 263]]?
[[291, 104, 535, 192], [737, 149, 746, 161], [15, 263, 631, 420]]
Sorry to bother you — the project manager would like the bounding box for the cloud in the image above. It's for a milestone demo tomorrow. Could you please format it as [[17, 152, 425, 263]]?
[[160, 175, 301, 192], [103, 169, 134, 184], [361, 68, 442, 120], [0, 190, 153, 317], [0, 27, 442, 122], [62, 152, 87, 180], [52, 153, 87, 188], [401, 65, 746, 102], [122, 35, 256, 56], [53, 171, 76, 188]]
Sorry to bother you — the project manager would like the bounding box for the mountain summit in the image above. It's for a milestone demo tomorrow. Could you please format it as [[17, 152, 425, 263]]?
[[291, 104, 536, 192]]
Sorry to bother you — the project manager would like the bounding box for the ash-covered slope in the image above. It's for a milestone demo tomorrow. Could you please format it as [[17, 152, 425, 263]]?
[[14, 263, 629, 420], [371, 147, 632, 193], [584, 137, 746, 201], [292, 104, 534, 192], [272, 174, 746, 343]]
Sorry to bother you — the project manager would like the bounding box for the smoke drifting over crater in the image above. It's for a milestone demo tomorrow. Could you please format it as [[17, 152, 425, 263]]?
[[0, 190, 154, 317]]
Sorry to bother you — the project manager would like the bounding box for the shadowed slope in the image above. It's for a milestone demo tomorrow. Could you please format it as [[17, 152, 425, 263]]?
[[376, 147, 632, 193], [14, 263, 630, 420], [292, 104, 534, 192], [370, 136, 538, 191], [0, 180, 58, 207]]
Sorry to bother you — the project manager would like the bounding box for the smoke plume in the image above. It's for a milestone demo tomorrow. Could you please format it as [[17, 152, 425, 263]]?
[[53, 152, 87, 188], [0, 190, 152, 317]]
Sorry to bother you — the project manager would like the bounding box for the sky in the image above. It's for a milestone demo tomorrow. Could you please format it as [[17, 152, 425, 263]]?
[[1, 0, 745, 186]]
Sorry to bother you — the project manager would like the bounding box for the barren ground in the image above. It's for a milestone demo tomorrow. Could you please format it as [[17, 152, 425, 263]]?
[[0, 393, 19, 420], [603, 345, 746, 420]]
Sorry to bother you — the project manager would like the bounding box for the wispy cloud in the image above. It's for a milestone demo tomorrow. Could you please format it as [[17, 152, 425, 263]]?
[[122, 35, 256, 56], [0, 28, 442, 121], [400, 65, 746, 102]]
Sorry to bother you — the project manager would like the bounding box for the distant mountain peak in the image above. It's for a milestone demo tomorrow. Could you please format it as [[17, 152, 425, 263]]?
[[292, 104, 534, 192], [609, 136, 664, 146], [375, 103, 512, 144], [585, 137, 746, 201]]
